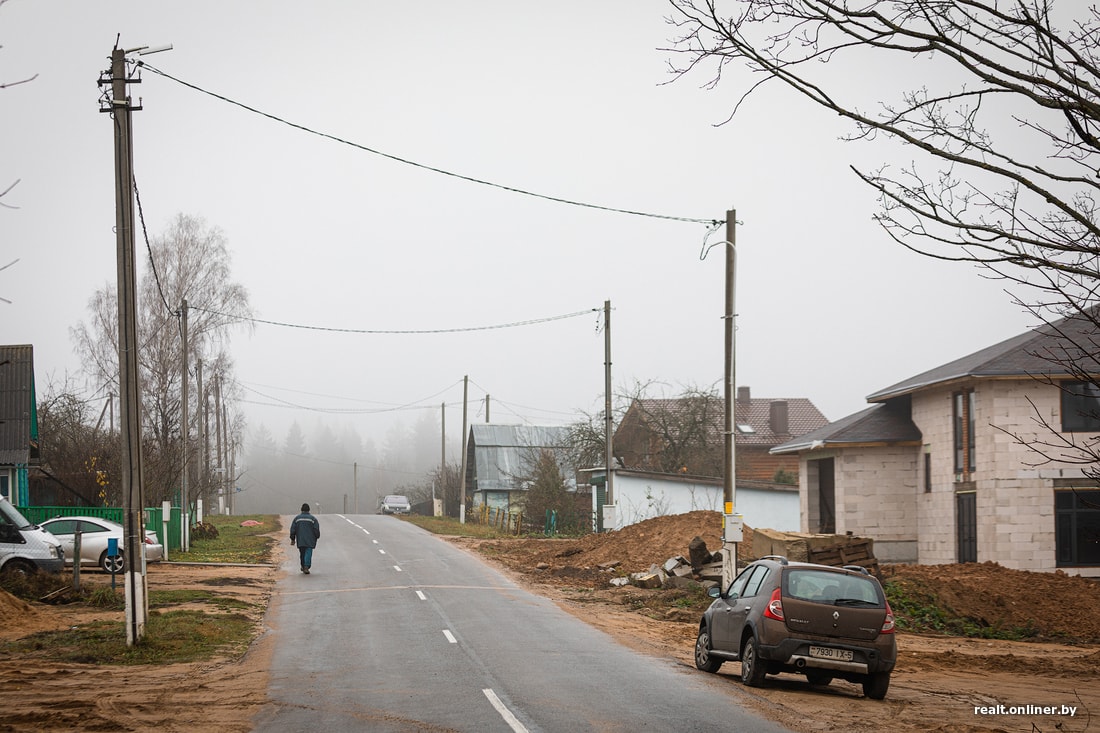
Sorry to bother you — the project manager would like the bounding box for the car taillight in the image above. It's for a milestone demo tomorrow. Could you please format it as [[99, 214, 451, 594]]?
[[881, 600, 895, 634], [144, 536, 154, 545], [764, 587, 784, 621]]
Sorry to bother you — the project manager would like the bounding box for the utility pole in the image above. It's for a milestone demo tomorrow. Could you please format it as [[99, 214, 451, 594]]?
[[353, 462, 358, 514], [484, 395, 490, 423], [101, 44, 147, 646], [196, 358, 205, 522], [180, 299, 190, 551], [722, 209, 743, 588], [215, 373, 224, 515], [603, 300, 614, 529], [459, 375, 468, 523], [439, 402, 445, 517]]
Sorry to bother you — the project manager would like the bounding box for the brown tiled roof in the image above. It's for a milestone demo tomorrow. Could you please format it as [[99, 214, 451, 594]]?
[[631, 396, 828, 447]]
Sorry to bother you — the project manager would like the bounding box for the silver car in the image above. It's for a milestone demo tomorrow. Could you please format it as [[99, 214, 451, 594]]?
[[39, 516, 164, 573], [378, 495, 411, 515]]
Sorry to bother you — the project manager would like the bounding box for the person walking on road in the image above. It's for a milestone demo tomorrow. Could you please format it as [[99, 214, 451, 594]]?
[[290, 503, 320, 574]]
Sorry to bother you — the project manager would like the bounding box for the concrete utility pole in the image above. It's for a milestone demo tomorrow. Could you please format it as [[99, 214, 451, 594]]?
[[101, 44, 148, 646], [459, 375, 468, 523], [439, 402, 445, 517], [196, 358, 205, 520], [353, 462, 358, 514], [603, 300, 614, 527], [180, 299, 190, 551], [215, 373, 224, 515], [722, 209, 743, 588]]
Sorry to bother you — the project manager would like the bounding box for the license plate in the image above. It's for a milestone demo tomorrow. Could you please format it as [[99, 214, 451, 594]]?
[[809, 646, 854, 662]]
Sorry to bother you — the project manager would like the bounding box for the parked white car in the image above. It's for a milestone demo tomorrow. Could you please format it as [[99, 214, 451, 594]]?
[[0, 498, 64, 576], [39, 516, 163, 573]]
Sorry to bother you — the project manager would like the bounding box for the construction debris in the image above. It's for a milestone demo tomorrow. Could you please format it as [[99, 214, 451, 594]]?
[[752, 527, 879, 575], [610, 527, 880, 590]]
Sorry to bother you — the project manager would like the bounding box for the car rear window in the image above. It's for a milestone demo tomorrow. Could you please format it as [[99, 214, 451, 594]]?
[[786, 569, 881, 606]]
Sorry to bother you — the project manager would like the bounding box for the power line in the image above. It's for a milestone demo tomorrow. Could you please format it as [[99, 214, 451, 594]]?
[[189, 304, 599, 334], [138, 61, 722, 227]]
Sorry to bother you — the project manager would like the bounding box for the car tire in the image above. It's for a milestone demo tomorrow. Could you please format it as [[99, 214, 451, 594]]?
[[0, 558, 37, 578], [694, 627, 723, 673], [806, 672, 833, 687], [863, 672, 890, 700], [740, 635, 768, 687], [99, 550, 125, 574]]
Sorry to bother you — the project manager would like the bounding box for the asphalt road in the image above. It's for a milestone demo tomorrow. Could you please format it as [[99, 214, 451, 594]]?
[[252, 514, 790, 732]]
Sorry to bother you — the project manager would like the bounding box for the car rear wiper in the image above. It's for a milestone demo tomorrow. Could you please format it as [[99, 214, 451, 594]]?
[[834, 598, 879, 607]]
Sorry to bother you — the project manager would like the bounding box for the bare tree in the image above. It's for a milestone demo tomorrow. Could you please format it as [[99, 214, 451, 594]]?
[[71, 213, 253, 504], [667, 1, 1100, 481], [35, 378, 120, 507], [667, 2, 1100, 313]]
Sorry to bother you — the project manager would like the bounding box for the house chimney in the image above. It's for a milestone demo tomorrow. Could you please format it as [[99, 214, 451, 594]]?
[[737, 386, 750, 404], [770, 400, 789, 435]]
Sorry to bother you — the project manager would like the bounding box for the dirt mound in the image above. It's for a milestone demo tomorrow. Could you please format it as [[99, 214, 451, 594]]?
[[478, 510, 730, 575], [0, 589, 37, 622], [882, 561, 1100, 642], [472, 511, 1100, 644]]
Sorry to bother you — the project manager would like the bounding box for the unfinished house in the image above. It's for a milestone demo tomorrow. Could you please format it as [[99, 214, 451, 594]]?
[[772, 311, 1100, 576]]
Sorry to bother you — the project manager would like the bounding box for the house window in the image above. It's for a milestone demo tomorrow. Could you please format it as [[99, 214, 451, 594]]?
[[953, 390, 976, 479], [924, 452, 932, 493], [1056, 490, 1100, 566], [1061, 381, 1100, 432]]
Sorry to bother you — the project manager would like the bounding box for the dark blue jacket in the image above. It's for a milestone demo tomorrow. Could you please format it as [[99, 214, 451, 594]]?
[[290, 512, 320, 548]]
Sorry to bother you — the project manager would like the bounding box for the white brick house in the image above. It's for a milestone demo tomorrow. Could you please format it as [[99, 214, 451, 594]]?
[[772, 311, 1100, 576]]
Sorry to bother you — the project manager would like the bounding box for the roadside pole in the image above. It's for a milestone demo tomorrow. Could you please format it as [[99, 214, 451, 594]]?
[[722, 209, 744, 589], [101, 44, 148, 645]]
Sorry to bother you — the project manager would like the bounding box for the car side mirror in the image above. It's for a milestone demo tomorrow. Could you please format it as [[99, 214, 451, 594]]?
[[707, 586, 721, 599]]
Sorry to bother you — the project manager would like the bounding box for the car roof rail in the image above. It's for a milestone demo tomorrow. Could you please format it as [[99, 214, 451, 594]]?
[[843, 564, 870, 575], [760, 555, 789, 565]]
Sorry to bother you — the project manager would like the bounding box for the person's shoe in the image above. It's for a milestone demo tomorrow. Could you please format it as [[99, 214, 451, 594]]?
[[304, 568, 310, 574], [300, 566, 306, 573]]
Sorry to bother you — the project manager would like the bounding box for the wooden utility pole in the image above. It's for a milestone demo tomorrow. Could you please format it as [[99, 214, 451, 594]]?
[[102, 45, 147, 645], [484, 395, 490, 423]]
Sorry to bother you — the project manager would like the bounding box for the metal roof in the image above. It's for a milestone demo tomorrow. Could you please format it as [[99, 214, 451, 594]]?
[[867, 309, 1100, 402], [0, 345, 36, 465], [770, 403, 922, 454]]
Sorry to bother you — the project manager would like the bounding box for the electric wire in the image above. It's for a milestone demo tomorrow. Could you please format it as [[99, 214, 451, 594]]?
[[137, 61, 722, 227], [188, 304, 599, 335]]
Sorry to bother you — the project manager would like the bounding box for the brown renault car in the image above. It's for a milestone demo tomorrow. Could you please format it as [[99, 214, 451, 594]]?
[[694, 555, 896, 699]]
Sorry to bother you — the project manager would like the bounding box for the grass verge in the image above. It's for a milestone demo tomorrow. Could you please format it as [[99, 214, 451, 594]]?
[[173, 514, 278, 564], [0, 513, 278, 665], [399, 514, 523, 539]]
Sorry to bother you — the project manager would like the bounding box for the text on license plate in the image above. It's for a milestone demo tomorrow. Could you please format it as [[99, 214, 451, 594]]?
[[809, 646, 854, 662]]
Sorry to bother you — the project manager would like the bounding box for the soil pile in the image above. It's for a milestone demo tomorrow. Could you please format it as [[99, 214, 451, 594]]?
[[470, 510, 1100, 643]]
